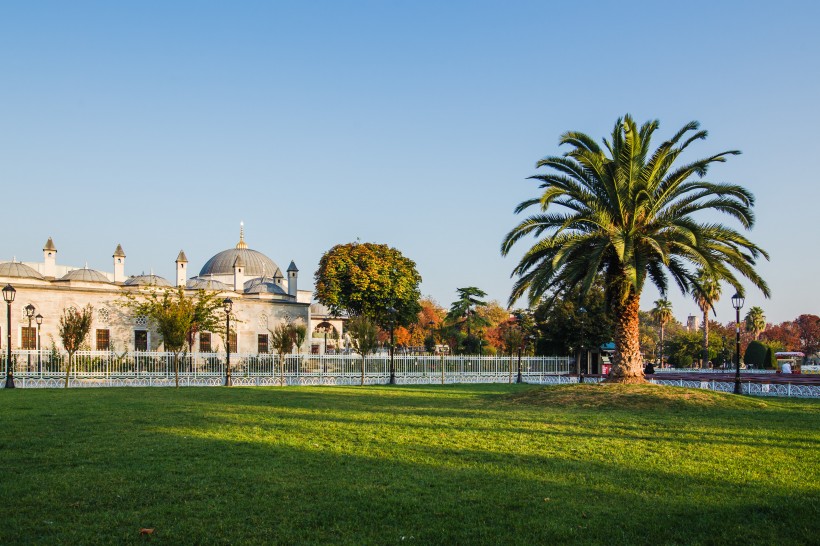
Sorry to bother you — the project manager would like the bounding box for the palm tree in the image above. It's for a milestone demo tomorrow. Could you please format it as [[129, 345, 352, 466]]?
[[745, 306, 766, 340], [502, 115, 769, 382], [692, 269, 721, 367], [651, 298, 673, 367]]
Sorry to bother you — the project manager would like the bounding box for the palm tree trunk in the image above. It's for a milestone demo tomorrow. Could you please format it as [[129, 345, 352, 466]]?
[[609, 291, 645, 383]]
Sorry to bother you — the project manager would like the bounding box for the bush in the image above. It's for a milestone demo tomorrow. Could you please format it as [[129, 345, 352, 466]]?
[[763, 346, 777, 369], [672, 354, 693, 368], [744, 341, 768, 367]]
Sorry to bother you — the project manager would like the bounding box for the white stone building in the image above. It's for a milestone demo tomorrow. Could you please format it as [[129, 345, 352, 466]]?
[[0, 227, 312, 355]]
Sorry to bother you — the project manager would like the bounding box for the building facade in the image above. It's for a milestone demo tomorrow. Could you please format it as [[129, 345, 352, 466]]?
[[1, 228, 312, 355]]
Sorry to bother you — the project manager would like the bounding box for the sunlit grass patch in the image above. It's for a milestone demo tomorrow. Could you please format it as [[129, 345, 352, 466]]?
[[1, 384, 817, 545]]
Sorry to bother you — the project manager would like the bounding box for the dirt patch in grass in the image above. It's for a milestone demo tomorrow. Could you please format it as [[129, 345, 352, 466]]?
[[506, 383, 772, 412]]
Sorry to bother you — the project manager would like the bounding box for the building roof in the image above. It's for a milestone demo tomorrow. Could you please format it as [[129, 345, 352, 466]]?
[[243, 277, 289, 295], [199, 248, 279, 278], [186, 277, 231, 291], [124, 274, 171, 287], [60, 267, 112, 283], [287, 261, 299, 272], [43, 237, 57, 252], [0, 261, 46, 280], [113, 244, 126, 258], [176, 250, 188, 263]]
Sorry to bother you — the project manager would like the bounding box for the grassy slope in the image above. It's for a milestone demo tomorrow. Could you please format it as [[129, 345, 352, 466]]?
[[0, 384, 818, 545]]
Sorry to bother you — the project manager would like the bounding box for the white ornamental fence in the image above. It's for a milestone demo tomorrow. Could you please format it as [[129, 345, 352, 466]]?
[[2, 350, 818, 398], [1, 350, 571, 388]]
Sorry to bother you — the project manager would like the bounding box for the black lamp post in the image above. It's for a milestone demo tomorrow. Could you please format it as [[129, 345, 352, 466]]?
[[731, 293, 744, 394], [578, 307, 587, 383], [388, 306, 397, 384], [223, 297, 233, 386], [35, 313, 43, 374], [3, 284, 16, 388], [24, 303, 35, 372], [516, 334, 524, 384]]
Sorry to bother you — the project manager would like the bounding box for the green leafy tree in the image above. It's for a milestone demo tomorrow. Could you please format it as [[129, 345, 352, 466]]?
[[502, 115, 769, 382], [122, 287, 225, 388], [269, 322, 295, 384], [744, 307, 766, 340], [445, 287, 490, 354], [292, 323, 308, 354], [346, 316, 379, 385], [498, 319, 525, 382], [58, 305, 94, 388], [532, 278, 613, 358], [651, 298, 673, 365], [692, 269, 721, 366], [314, 242, 422, 327]]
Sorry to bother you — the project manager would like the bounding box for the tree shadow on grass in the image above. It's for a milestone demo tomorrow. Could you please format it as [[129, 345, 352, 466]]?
[[3, 428, 816, 545]]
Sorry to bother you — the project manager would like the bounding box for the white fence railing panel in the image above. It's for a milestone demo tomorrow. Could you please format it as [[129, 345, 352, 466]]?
[[3, 350, 817, 398]]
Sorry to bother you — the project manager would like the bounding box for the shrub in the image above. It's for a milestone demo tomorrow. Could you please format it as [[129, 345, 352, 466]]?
[[744, 341, 768, 367]]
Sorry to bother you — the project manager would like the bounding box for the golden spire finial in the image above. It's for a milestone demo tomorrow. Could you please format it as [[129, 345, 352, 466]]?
[[236, 221, 248, 249]]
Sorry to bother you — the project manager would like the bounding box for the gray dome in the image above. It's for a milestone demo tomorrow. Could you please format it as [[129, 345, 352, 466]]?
[[199, 248, 280, 278], [0, 262, 45, 280], [186, 277, 231, 291], [244, 277, 288, 295], [124, 274, 171, 287], [61, 268, 111, 283]]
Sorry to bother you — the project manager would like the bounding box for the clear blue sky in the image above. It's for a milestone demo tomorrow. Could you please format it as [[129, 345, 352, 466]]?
[[1, 1, 818, 325]]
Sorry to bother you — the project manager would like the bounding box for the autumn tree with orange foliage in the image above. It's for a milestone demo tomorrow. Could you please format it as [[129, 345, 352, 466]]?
[[407, 298, 447, 348]]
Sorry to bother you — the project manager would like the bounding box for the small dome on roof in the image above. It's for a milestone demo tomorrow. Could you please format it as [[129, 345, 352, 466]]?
[[60, 268, 111, 283], [124, 274, 171, 287], [0, 262, 45, 280], [244, 277, 288, 295], [186, 277, 231, 291]]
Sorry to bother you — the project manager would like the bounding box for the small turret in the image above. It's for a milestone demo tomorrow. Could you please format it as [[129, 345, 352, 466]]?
[[287, 261, 298, 298], [233, 255, 245, 291], [43, 237, 57, 278], [175, 250, 188, 287], [113, 244, 126, 283]]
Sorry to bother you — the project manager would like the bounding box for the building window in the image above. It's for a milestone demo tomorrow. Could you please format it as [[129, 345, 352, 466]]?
[[228, 332, 237, 353], [96, 329, 110, 351], [22, 327, 37, 350], [200, 332, 212, 352], [258, 334, 269, 354], [135, 330, 148, 351]]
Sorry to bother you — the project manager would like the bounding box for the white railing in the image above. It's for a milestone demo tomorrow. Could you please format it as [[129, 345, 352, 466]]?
[[654, 368, 776, 374], [0, 350, 571, 386]]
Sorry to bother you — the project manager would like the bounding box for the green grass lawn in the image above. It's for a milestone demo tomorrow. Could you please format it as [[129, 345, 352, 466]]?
[[1, 384, 818, 545]]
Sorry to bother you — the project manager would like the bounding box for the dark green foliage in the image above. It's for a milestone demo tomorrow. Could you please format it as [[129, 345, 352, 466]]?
[[533, 279, 613, 356], [764, 346, 776, 369], [744, 341, 768, 367]]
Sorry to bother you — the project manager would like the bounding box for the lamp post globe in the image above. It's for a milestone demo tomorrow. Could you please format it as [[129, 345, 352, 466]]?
[[731, 293, 745, 395], [3, 284, 16, 388], [223, 298, 233, 387]]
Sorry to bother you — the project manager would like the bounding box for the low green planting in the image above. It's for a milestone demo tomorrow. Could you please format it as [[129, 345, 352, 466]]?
[[1, 384, 818, 545]]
